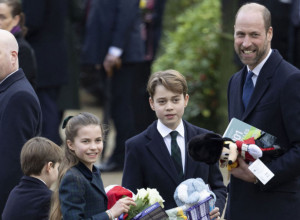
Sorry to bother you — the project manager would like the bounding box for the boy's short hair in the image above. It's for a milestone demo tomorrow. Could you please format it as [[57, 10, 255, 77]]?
[[147, 69, 188, 99], [20, 137, 63, 176]]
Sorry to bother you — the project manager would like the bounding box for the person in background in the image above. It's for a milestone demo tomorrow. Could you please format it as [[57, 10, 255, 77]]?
[[0, 29, 42, 215], [49, 112, 135, 220], [0, 0, 37, 88], [81, 0, 145, 172], [2, 137, 63, 220], [57, 0, 84, 125], [226, 3, 300, 219], [122, 70, 226, 218], [133, 0, 167, 134], [290, 0, 300, 68], [22, 0, 68, 145]]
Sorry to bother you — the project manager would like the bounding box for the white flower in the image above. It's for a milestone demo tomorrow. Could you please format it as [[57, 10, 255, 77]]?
[[127, 188, 166, 219], [147, 188, 165, 208], [136, 188, 148, 200]]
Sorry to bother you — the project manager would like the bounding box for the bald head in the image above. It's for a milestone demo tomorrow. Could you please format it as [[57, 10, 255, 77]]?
[[235, 3, 271, 33], [0, 29, 19, 52], [0, 29, 19, 80]]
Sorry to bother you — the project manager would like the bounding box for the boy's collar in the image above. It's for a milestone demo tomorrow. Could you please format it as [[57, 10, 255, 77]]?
[[28, 175, 47, 186], [157, 119, 185, 138]]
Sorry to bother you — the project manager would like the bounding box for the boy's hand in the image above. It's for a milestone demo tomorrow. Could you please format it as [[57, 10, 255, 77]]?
[[209, 207, 220, 219]]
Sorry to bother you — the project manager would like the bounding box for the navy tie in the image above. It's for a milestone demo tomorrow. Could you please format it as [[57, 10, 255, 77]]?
[[170, 131, 183, 179], [242, 70, 254, 109]]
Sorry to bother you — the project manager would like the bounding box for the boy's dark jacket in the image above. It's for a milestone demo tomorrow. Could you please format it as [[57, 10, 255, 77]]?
[[122, 119, 227, 212], [2, 176, 51, 220]]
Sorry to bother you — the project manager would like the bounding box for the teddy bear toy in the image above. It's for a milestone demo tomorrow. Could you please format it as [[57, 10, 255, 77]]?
[[170, 178, 216, 220], [188, 132, 283, 170], [173, 178, 216, 207]]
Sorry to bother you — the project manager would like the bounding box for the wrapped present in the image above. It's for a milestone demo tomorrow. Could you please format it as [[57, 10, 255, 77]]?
[[185, 196, 214, 220], [166, 206, 188, 220], [126, 188, 165, 220], [132, 202, 168, 220]]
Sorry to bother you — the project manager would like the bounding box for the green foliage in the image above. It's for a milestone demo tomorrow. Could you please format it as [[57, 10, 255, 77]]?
[[162, 0, 199, 32], [127, 198, 150, 220], [153, 0, 221, 131]]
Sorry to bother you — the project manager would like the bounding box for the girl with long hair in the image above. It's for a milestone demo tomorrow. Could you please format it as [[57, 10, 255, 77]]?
[[49, 112, 135, 220]]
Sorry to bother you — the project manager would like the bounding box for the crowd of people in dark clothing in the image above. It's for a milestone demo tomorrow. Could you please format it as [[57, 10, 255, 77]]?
[[0, 0, 168, 218]]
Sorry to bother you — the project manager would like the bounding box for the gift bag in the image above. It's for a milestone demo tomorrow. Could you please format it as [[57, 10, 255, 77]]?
[[185, 196, 214, 220], [132, 202, 168, 220]]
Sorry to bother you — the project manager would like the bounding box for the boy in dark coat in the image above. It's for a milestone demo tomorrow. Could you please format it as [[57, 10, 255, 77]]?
[[2, 137, 63, 220], [122, 69, 226, 219]]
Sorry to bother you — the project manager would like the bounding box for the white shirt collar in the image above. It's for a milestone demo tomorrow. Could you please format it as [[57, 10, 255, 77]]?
[[157, 119, 185, 138], [247, 49, 272, 77], [30, 176, 48, 187]]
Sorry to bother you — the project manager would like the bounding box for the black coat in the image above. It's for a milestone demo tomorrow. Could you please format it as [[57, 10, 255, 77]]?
[[0, 69, 42, 214], [22, 0, 68, 88], [81, 0, 144, 65], [122, 120, 227, 212], [13, 31, 37, 89], [59, 163, 108, 219], [2, 176, 52, 220], [227, 50, 300, 220]]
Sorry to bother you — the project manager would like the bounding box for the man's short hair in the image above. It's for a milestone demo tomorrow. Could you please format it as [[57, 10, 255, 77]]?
[[235, 3, 272, 33], [147, 69, 188, 99], [20, 137, 63, 176]]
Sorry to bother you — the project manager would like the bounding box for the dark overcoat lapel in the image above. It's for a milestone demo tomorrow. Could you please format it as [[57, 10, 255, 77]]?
[[242, 52, 282, 119], [228, 67, 245, 120], [91, 173, 107, 199], [144, 120, 204, 184], [145, 122, 179, 184], [0, 69, 24, 93], [122, 120, 227, 211], [184, 122, 202, 179], [229, 51, 284, 120]]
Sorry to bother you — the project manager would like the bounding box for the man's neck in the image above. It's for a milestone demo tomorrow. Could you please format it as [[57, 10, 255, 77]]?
[[0, 69, 19, 85]]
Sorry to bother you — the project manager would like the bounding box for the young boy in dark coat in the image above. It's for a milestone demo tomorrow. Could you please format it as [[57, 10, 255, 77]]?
[[2, 137, 63, 220], [122, 69, 226, 219]]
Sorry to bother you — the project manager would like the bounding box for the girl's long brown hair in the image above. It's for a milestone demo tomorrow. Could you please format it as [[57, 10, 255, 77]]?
[[49, 112, 103, 220]]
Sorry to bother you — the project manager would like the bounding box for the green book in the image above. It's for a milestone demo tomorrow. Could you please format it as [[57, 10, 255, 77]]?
[[223, 118, 278, 149]]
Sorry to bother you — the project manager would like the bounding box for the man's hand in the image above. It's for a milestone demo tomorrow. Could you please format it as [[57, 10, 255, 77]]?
[[103, 54, 122, 77], [230, 156, 257, 183]]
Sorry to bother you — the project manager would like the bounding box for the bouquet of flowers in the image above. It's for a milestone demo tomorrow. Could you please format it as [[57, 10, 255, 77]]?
[[126, 188, 165, 220]]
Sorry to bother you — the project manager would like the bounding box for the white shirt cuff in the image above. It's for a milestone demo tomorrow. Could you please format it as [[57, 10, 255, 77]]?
[[108, 46, 123, 57]]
